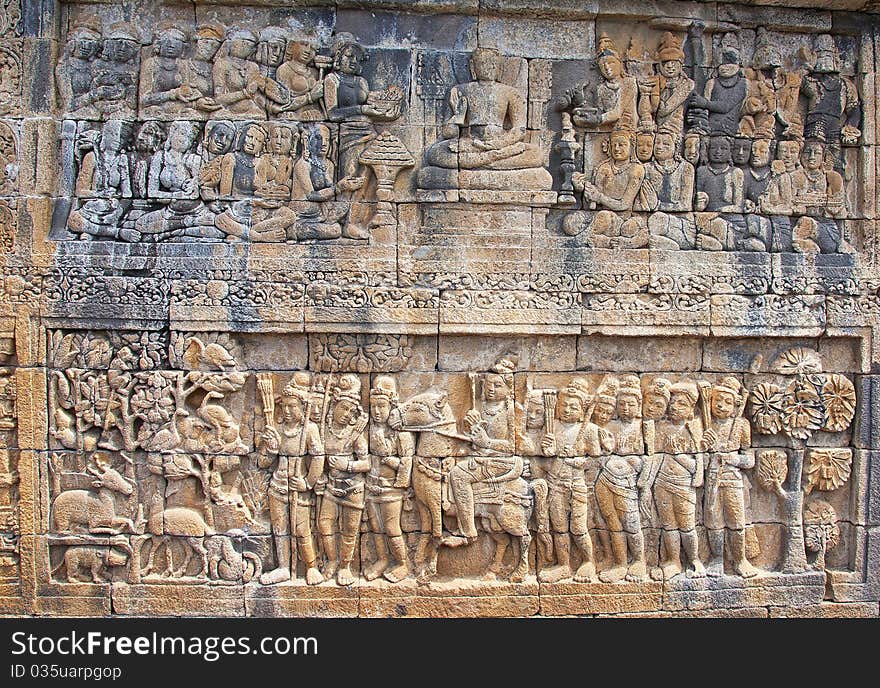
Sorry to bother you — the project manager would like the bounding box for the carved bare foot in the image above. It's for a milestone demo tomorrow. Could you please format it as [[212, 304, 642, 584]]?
[[336, 567, 355, 587], [509, 564, 528, 584], [706, 558, 724, 578], [687, 561, 706, 579], [573, 561, 596, 583], [363, 558, 388, 582], [440, 535, 471, 548], [734, 560, 758, 579], [259, 567, 291, 585], [660, 561, 682, 580], [599, 565, 627, 583], [383, 563, 409, 584], [305, 567, 323, 586], [539, 565, 572, 584], [322, 561, 338, 582], [626, 560, 647, 582]]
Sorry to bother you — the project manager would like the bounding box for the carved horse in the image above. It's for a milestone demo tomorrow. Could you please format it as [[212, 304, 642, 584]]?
[[393, 390, 534, 583]]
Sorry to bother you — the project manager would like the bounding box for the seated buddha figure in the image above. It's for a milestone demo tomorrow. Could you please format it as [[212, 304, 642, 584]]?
[[418, 47, 551, 192]]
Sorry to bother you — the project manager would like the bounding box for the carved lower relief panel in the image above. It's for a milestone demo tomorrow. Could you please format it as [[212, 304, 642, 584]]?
[[32, 330, 870, 616]]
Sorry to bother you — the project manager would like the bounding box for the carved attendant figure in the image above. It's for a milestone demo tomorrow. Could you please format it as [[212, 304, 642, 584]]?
[[258, 374, 325, 585], [535, 378, 602, 584], [653, 380, 705, 580], [364, 376, 414, 583], [596, 375, 649, 583], [701, 377, 758, 578], [318, 374, 369, 586], [212, 29, 264, 118], [273, 28, 324, 120], [56, 18, 103, 118]]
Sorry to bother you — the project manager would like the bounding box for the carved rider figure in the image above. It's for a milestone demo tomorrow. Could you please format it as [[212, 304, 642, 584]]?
[[447, 357, 518, 542]]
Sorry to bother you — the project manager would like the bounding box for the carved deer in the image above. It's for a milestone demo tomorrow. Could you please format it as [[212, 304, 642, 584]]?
[[142, 492, 212, 578], [52, 462, 138, 534]]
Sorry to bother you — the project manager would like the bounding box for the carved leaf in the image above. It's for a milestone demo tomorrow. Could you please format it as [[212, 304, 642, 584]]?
[[770, 347, 823, 376], [757, 450, 788, 491], [749, 382, 785, 435], [806, 448, 852, 493], [820, 374, 856, 433]]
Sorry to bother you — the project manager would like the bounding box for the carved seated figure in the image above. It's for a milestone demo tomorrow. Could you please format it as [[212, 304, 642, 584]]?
[[68, 120, 136, 241], [562, 129, 647, 248], [694, 135, 746, 251], [636, 131, 696, 250], [791, 138, 845, 218], [133, 121, 221, 241], [418, 47, 551, 192]]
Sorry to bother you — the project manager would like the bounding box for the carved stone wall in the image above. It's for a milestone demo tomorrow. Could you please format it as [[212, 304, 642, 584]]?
[[2, 0, 880, 617]]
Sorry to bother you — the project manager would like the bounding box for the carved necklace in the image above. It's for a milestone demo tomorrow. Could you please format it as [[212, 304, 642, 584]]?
[[328, 420, 354, 440]]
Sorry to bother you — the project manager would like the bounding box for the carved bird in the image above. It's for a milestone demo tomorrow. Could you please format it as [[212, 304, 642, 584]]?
[[183, 337, 238, 371]]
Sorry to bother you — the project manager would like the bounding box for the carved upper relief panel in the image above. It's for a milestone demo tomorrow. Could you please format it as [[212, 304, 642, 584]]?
[[48, 6, 870, 261]]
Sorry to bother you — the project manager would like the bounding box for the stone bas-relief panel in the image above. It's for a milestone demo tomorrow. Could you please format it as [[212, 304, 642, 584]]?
[[5, 0, 880, 618], [48, 10, 873, 261], [30, 330, 870, 616]]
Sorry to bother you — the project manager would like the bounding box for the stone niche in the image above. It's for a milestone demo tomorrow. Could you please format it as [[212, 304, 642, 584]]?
[[1, 0, 880, 618]]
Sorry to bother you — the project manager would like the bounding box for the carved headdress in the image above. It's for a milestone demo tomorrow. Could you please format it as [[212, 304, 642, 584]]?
[[618, 374, 642, 401], [491, 353, 518, 376], [595, 375, 620, 406], [644, 377, 672, 402], [370, 375, 399, 403], [333, 373, 362, 404], [597, 33, 620, 60], [281, 371, 312, 405], [657, 32, 685, 62], [70, 17, 102, 42], [718, 32, 741, 67], [196, 22, 225, 43], [153, 21, 187, 45], [105, 22, 141, 43], [561, 377, 593, 410], [670, 379, 699, 404], [752, 28, 782, 70], [713, 376, 743, 400]]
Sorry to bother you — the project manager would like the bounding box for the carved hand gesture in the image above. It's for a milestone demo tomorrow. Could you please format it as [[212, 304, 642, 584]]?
[[701, 428, 718, 452], [328, 455, 348, 471], [290, 476, 307, 492], [382, 456, 401, 470], [337, 176, 365, 193], [261, 427, 281, 453], [541, 433, 557, 456], [470, 422, 491, 449], [463, 409, 482, 432]]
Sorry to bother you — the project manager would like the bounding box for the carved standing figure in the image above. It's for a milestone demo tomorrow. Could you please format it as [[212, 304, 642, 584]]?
[[318, 374, 369, 586], [701, 377, 758, 578], [364, 376, 414, 583], [596, 375, 650, 583], [258, 373, 325, 585], [533, 378, 602, 584], [652, 380, 705, 580]]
